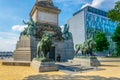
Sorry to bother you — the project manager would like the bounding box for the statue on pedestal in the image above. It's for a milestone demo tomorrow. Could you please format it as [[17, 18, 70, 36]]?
[[20, 17, 36, 38], [37, 33, 53, 60], [62, 24, 72, 40], [75, 38, 95, 56]]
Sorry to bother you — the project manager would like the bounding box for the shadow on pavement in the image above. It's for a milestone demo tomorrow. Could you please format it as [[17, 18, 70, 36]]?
[[23, 74, 120, 80], [100, 64, 120, 67]]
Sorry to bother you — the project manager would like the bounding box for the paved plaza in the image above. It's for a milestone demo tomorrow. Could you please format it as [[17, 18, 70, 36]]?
[[0, 58, 120, 80]]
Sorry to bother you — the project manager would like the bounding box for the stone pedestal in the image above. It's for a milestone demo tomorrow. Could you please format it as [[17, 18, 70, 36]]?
[[2, 61, 31, 66], [70, 57, 100, 67], [54, 40, 74, 61], [64, 40, 74, 60], [31, 59, 58, 72], [13, 35, 37, 61]]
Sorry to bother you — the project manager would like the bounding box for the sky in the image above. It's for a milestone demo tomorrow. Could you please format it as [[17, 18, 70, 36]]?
[[0, 0, 119, 51]]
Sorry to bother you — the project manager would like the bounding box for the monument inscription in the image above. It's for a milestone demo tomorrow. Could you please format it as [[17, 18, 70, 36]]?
[[38, 11, 58, 24]]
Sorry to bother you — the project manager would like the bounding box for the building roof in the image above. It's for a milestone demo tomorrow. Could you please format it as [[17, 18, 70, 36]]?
[[73, 6, 108, 17]]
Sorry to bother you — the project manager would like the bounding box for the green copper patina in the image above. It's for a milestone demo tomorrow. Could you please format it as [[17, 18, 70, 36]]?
[[75, 38, 95, 56], [37, 33, 53, 59], [20, 17, 36, 37], [62, 24, 72, 40]]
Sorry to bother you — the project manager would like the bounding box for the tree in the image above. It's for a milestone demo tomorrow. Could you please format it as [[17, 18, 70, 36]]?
[[108, 1, 120, 22], [108, 1, 120, 56], [112, 24, 120, 56], [94, 32, 109, 52]]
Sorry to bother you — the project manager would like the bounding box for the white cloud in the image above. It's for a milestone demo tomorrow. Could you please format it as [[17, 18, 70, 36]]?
[[81, 0, 104, 9], [53, 0, 90, 12], [0, 32, 18, 37], [92, 0, 104, 7], [98, 0, 119, 11], [81, 0, 119, 11], [60, 25, 64, 32], [0, 32, 19, 51], [0, 39, 17, 51], [0, 37, 2, 39], [81, 3, 91, 9], [12, 25, 27, 32]]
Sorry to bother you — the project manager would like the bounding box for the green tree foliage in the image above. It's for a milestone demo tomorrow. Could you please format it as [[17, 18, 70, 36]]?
[[108, 1, 120, 22], [94, 32, 109, 52], [108, 1, 120, 56], [112, 23, 120, 56]]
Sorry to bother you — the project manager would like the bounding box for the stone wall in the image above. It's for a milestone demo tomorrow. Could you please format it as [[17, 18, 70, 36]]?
[[54, 40, 74, 62]]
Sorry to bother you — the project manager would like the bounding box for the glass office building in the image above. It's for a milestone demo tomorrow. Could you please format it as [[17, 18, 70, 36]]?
[[85, 6, 117, 39], [67, 6, 117, 52]]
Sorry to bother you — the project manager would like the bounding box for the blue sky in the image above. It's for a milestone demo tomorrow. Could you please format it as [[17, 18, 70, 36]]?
[[0, 0, 119, 51]]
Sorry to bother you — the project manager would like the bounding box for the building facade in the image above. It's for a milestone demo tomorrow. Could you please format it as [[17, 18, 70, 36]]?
[[67, 6, 117, 52]]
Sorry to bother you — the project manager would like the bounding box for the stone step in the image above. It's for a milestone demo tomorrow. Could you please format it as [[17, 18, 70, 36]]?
[[2, 61, 31, 66]]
